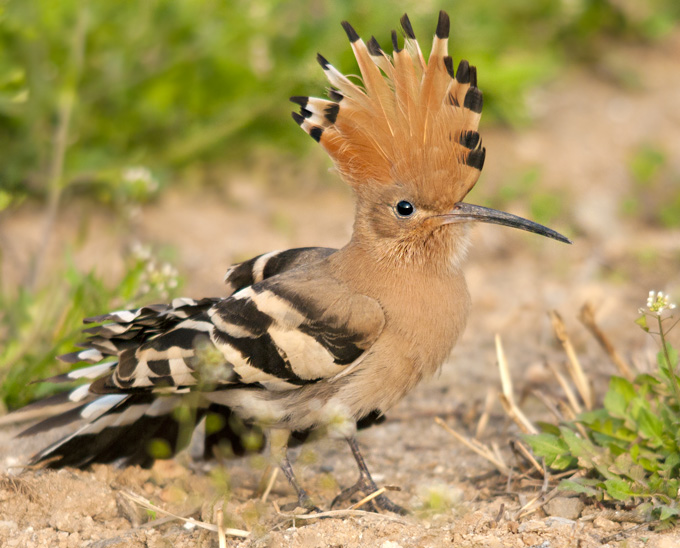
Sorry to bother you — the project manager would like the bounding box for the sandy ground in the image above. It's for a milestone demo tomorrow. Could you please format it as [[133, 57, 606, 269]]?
[[1, 31, 680, 548]]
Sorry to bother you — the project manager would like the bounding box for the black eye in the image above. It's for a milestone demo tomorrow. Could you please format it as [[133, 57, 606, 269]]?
[[395, 200, 415, 217]]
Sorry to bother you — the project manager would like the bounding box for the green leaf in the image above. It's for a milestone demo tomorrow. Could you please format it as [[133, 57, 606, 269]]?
[[658, 505, 680, 521], [560, 427, 603, 471], [664, 479, 679, 499], [559, 479, 599, 497], [630, 443, 640, 461], [604, 390, 628, 419], [637, 407, 665, 446], [552, 454, 577, 470], [603, 478, 634, 501], [611, 376, 637, 403], [579, 408, 612, 426], [536, 422, 561, 436], [662, 452, 680, 473], [611, 453, 646, 483], [524, 433, 570, 468], [634, 314, 649, 332], [635, 373, 661, 387]]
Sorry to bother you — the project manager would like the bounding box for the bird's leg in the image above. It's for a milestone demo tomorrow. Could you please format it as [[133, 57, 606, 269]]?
[[270, 429, 320, 512], [278, 454, 320, 512], [332, 436, 408, 515]]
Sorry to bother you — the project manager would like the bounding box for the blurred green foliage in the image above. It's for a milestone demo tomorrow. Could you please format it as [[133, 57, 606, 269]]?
[[0, 248, 182, 409], [623, 142, 680, 228], [1, 0, 678, 202]]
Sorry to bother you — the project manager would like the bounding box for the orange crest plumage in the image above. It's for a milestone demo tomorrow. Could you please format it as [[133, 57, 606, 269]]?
[[292, 11, 485, 203]]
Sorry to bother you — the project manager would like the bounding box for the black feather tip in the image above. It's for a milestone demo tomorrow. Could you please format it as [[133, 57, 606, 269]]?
[[316, 53, 330, 70], [291, 112, 304, 126], [400, 13, 416, 39], [289, 96, 309, 108], [367, 36, 382, 56], [459, 130, 480, 150], [469, 65, 478, 88], [456, 60, 470, 84], [466, 147, 486, 171], [391, 30, 402, 53], [341, 21, 360, 43], [463, 87, 483, 114], [444, 56, 454, 78], [309, 126, 323, 143], [436, 10, 450, 39], [324, 103, 339, 124], [328, 89, 344, 102]]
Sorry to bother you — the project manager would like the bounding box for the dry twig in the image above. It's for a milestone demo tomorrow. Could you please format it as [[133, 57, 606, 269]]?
[[261, 467, 279, 503], [546, 361, 582, 415], [496, 334, 538, 435], [216, 507, 227, 548], [475, 388, 495, 438], [550, 311, 593, 410], [120, 490, 250, 538], [511, 440, 544, 478], [349, 487, 388, 510], [278, 508, 410, 524], [579, 302, 635, 381], [435, 416, 510, 475]]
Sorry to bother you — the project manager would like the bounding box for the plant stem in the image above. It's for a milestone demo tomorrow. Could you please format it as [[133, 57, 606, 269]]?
[[658, 315, 680, 406]]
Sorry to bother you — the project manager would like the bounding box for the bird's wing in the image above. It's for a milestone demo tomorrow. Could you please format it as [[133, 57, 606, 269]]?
[[103, 271, 385, 392], [224, 247, 336, 294], [210, 273, 385, 387]]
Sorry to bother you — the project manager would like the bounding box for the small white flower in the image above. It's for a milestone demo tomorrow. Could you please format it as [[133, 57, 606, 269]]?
[[646, 290, 676, 315], [122, 166, 159, 192], [130, 242, 152, 261]]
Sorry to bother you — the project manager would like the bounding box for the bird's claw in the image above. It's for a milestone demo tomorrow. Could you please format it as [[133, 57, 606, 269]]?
[[331, 475, 408, 515]]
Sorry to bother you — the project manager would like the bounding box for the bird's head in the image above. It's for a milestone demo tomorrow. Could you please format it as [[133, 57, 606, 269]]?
[[292, 11, 570, 268]]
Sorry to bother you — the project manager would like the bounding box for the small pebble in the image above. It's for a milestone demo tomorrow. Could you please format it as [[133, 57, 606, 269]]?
[[544, 496, 583, 520], [518, 520, 547, 533]]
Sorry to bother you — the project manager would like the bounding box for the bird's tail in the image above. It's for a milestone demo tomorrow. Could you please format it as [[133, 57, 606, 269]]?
[[8, 298, 260, 468]]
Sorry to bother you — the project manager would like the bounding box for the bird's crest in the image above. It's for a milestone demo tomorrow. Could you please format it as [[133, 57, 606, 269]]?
[[292, 11, 485, 203]]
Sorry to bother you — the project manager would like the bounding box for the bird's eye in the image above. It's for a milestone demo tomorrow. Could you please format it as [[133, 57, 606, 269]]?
[[395, 200, 415, 217]]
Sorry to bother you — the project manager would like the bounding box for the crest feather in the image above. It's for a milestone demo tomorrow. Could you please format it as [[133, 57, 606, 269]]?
[[293, 11, 485, 202]]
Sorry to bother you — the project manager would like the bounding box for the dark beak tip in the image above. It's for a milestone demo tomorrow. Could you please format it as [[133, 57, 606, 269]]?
[[450, 202, 572, 245]]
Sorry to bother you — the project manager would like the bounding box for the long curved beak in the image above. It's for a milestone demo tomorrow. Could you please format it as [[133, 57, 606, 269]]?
[[439, 202, 572, 244]]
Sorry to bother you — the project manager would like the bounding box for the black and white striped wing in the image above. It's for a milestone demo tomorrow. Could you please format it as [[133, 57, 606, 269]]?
[[102, 274, 385, 393], [210, 275, 386, 388], [224, 247, 336, 294]]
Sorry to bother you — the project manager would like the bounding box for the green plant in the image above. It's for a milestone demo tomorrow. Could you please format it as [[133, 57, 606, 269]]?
[[0, 245, 182, 410], [527, 291, 680, 526]]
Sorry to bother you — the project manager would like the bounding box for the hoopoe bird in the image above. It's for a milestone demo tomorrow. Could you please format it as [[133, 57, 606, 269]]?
[[6, 11, 570, 513]]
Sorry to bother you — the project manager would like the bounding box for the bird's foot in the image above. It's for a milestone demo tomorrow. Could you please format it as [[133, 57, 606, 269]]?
[[297, 490, 322, 514], [279, 489, 322, 514], [331, 475, 408, 515]]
